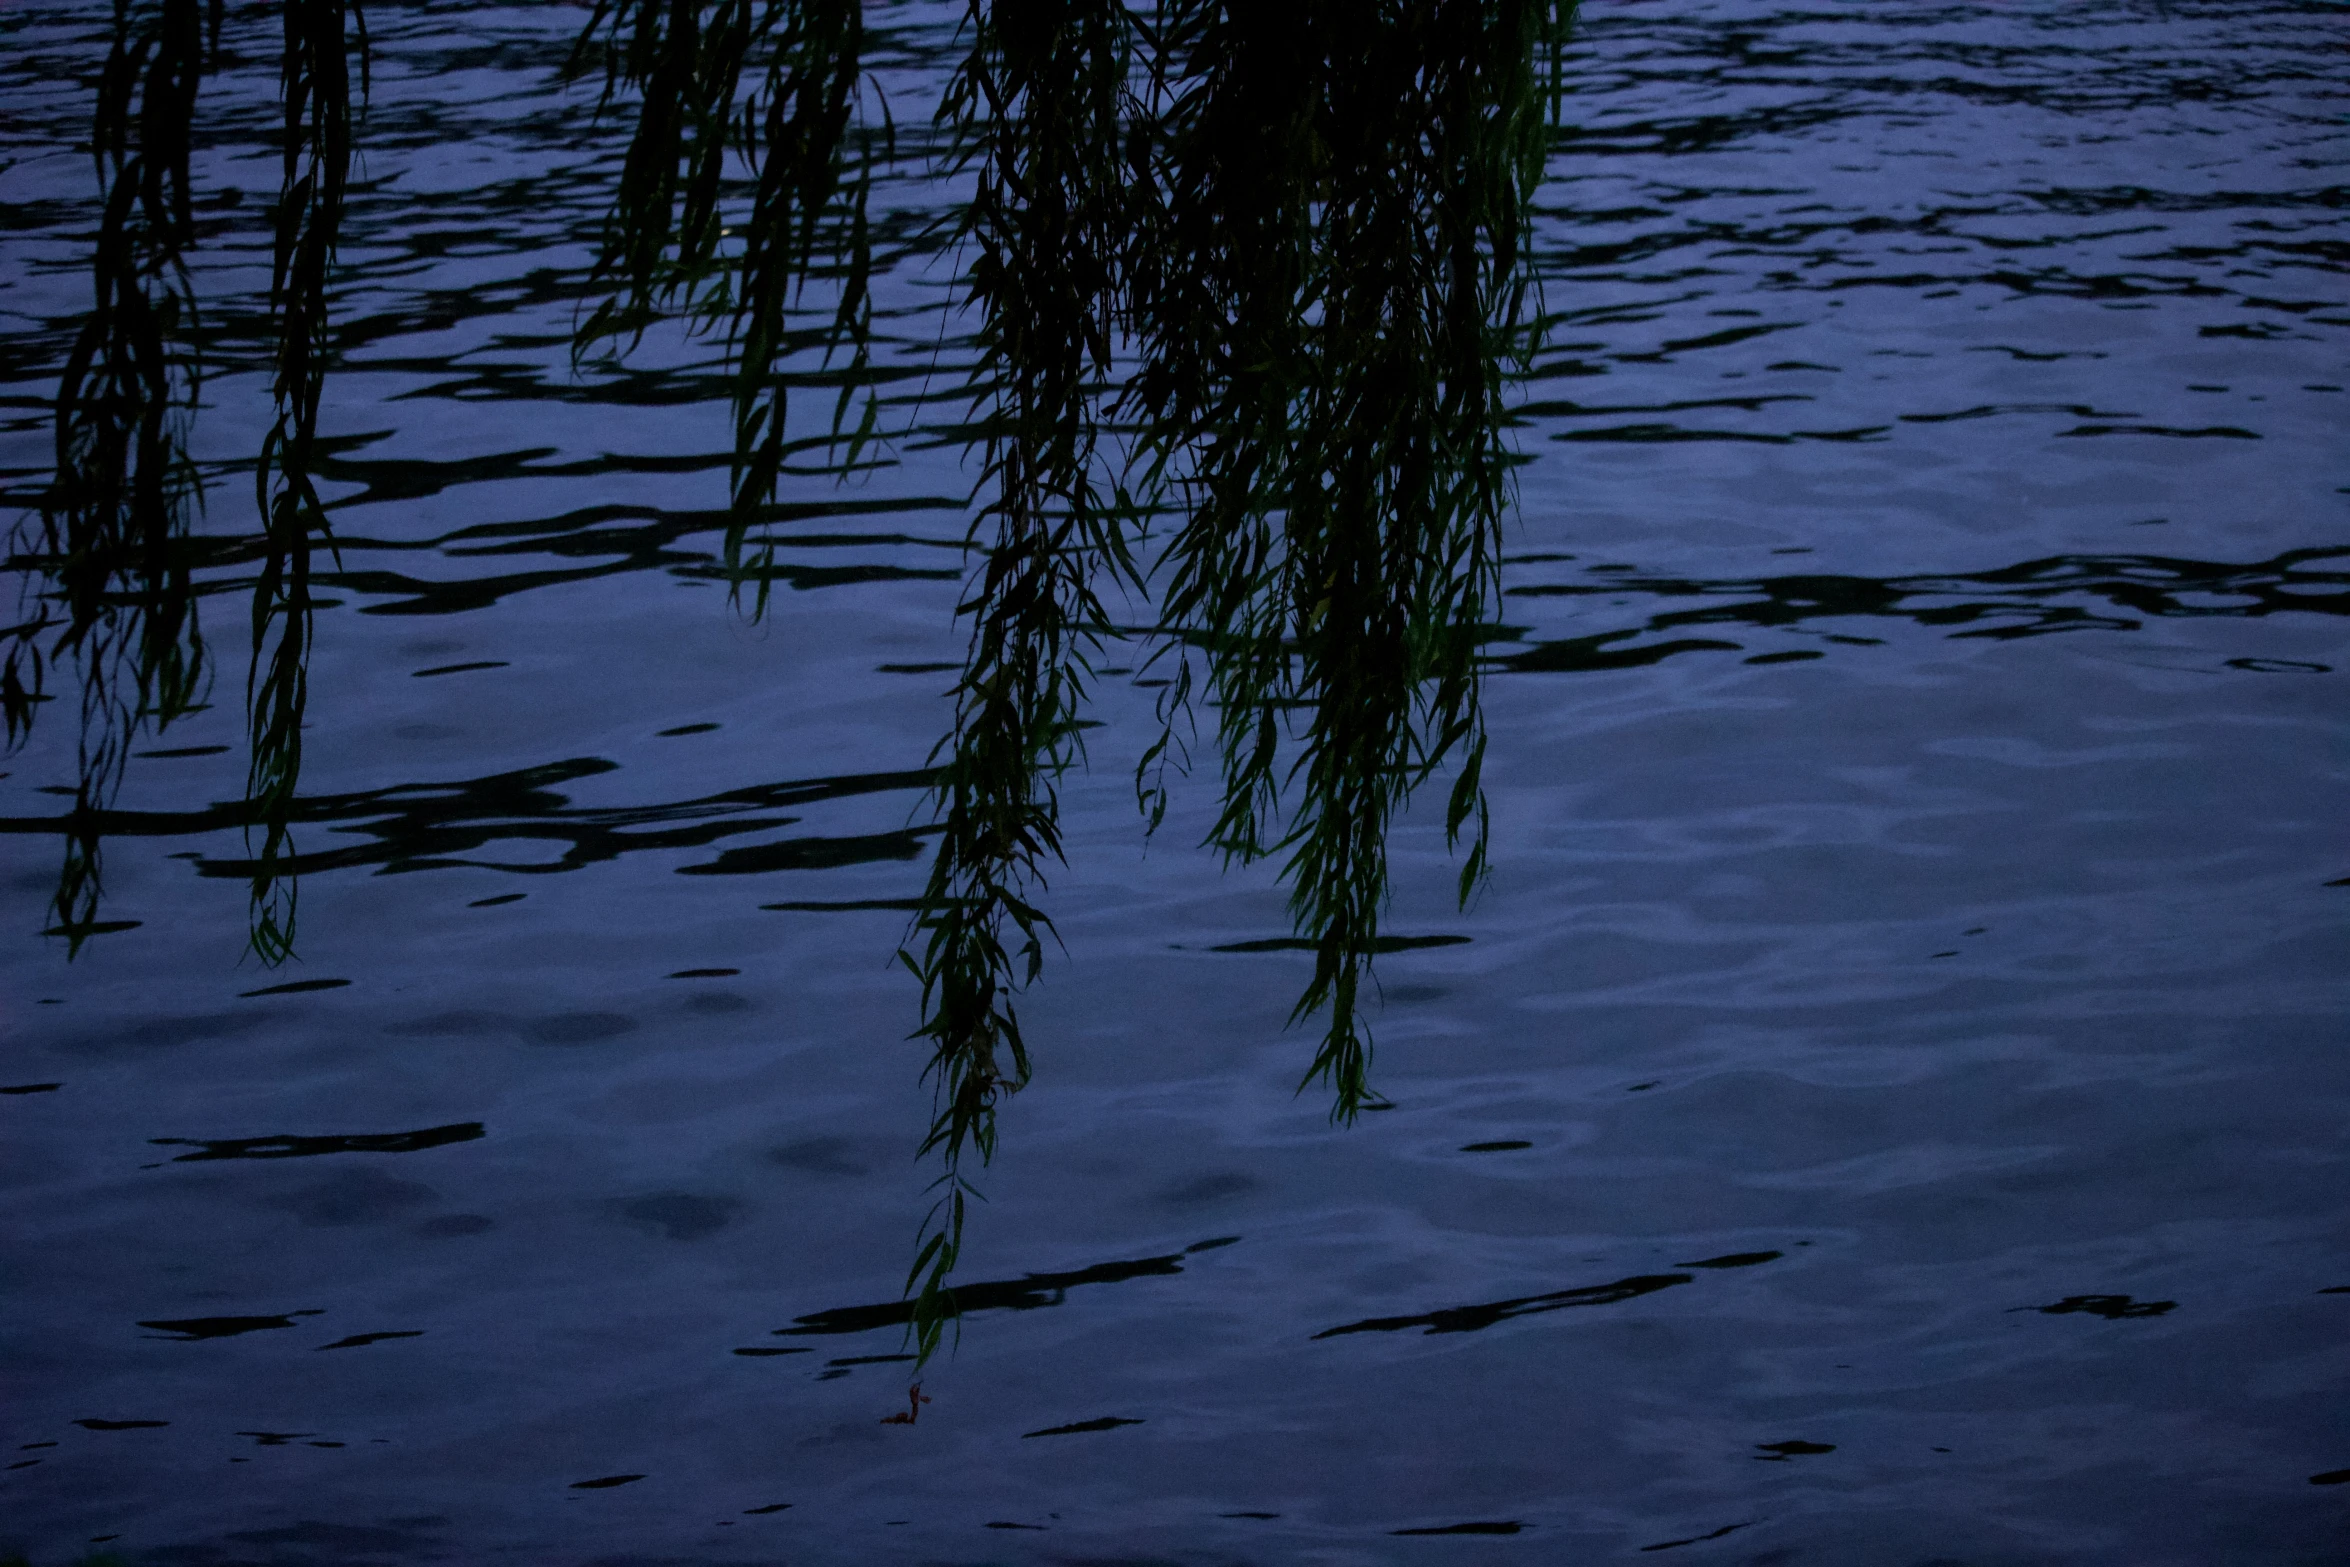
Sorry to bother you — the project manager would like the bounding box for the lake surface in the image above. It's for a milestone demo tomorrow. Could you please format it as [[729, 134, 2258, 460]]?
[[2, 1, 2345, 1563]]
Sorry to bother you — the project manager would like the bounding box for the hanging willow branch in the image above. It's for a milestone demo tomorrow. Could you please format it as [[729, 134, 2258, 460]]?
[[566, 0, 884, 608], [897, 0, 1151, 1366], [898, 0, 1564, 1361], [248, 0, 368, 963], [8, 0, 368, 962], [6, 0, 223, 951], [1131, 0, 1560, 1119]]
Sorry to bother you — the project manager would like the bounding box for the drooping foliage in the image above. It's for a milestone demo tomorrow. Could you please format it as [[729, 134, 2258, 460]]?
[[1, 0, 368, 959], [895, 0, 1565, 1359], [902, 0, 1153, 1360], [1129, 0, 1552, 1119], [11, 0, 1571, 1368], [5, 0, 224, 951], [566, 0, 885, 606], [248, 0, 367, 961]]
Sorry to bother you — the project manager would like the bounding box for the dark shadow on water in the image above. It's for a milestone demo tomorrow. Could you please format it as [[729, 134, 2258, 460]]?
[[0, 760, 936, 883], [674, 828, 932, 877], [1203, 934, 1471, 954], [1754, 1440, 1834, 1461], [315, 1331, 423, 1351], [1493, 546, 2348, 673], [1392, 1520, 1524, 1535], [2022, 1294, 2176, 1319], [1314, 1271, 1696, 1338], [150, 1123, 484, 1161], [1023, 1416, 1143, 1437], [138, 1312, 323, 1341], [778, 1237, 1240, 1338], [237, 978, 353, 997], [1640, 1520, 1757, 1553]]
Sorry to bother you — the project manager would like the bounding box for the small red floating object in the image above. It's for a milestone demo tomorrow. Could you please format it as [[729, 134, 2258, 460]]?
[[880, 1384, 932, 1426]]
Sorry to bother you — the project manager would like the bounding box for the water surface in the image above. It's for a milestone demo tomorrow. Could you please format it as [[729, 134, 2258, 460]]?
[[1, 1, 2345, 1563]]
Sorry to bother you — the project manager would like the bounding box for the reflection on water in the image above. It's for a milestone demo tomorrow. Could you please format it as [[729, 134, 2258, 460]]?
[[781, 1235, 1241, 1339], [136, 1314, 325, 1343], [147, 1123, 484, 1162], [1314, 1268, 1697, 1338], [1, 0, 2345, 1561], [1494, 546, 2347, 671], [0, 758, 938, 882]]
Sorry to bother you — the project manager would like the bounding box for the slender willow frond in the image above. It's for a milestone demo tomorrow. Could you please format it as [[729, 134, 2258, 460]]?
[[247, 0, 367, 963], [1129, 0, 1563, 1119], [899, 0, 1150, 1368], [6, 0, 223, 952], [567, 0, 885, 608]]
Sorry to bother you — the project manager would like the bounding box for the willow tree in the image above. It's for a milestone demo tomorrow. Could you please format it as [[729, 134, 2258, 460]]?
[[6, 0, 1569, 1364]]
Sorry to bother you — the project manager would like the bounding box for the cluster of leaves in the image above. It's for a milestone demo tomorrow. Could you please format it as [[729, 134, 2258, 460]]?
[[566, 0, 886, 604], [886, 0, 1563, 1361], [11, 0, 1569, 1368], [3, 0, 366, 956], [1132, 0, 1552, 1116], [5, 0, 225, 950]]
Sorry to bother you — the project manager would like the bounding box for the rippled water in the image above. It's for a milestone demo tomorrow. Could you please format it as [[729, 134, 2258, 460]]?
[[2, 2, 2346, 1563]]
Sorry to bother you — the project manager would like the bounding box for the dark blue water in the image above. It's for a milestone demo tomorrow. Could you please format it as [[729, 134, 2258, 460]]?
[[2, 2, 2346, 1563]]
